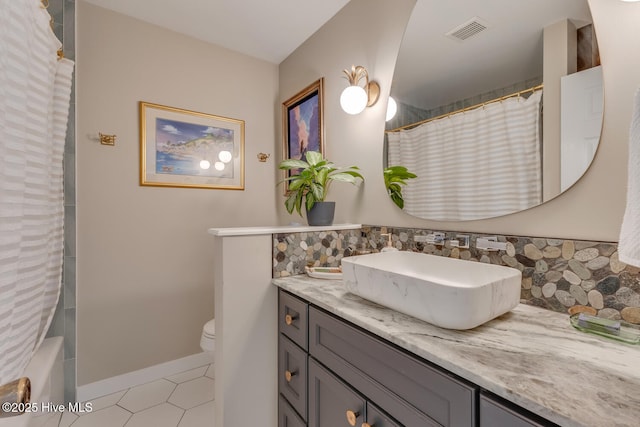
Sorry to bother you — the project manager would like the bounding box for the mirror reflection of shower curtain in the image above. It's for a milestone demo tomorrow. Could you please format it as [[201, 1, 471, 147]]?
[[388, 91, 542, 221], [0, 0, 74, 386]]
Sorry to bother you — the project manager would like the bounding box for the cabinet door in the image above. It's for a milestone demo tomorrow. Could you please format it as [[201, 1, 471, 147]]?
[[480, 392, 557, 427], [279, 395, 307, 427], [365, 403, 401, 427], [279, 290, 309, 350], [279, 334, 308, 420], [308, 358, 365, 427]]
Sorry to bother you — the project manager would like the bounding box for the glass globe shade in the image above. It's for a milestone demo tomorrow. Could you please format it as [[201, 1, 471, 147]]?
[[199, 160, 211, 170], [214, 161, 225, 171], [340, 85, 367, 115], [218, 150, 232, 163], [386, 97, 397, 121]]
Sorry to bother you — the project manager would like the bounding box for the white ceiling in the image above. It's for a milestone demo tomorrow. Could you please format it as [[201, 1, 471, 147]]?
[[81, 0, 593, 110], [82, 0, 351, 64]]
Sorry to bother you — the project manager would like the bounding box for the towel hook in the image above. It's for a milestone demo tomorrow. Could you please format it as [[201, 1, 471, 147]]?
[[99, 133, 116, 146]]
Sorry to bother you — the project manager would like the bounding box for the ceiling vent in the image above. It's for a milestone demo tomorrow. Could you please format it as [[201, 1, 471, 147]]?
[[445, 17, 489, 41]]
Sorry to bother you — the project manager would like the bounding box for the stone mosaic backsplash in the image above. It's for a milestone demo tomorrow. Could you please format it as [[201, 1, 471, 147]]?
[[272, 225, 640, 324], [273, 229, 361, 277]]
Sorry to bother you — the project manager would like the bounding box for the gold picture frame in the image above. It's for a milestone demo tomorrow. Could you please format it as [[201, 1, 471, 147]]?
[[140, 102, 244, 190], [282, 78, 324, 191]]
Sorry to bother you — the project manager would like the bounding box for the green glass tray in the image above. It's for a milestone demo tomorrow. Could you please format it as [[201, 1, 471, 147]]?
[[570, 313, 640, 344]]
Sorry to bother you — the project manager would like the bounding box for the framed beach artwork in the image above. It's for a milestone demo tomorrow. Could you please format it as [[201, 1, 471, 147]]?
[[140, 102, 244, 190], [282, 78, 324, 191]]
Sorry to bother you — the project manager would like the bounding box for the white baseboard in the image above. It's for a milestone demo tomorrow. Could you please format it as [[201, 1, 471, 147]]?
[[76, 351, 214, 402]]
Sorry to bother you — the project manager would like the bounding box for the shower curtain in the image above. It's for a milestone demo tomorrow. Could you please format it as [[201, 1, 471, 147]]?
[[387, 91, 542, 221], [0, 0, 74, 386]]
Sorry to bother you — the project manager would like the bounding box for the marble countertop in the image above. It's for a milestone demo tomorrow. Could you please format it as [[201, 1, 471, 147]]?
[[272, 275, 640, 427]]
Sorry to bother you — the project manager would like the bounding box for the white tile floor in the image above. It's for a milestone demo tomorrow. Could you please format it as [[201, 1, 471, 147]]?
[[59, 364, 215, 427]]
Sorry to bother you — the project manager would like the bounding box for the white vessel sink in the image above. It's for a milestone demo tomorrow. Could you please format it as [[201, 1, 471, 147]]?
[[341, 251, 522, 330]]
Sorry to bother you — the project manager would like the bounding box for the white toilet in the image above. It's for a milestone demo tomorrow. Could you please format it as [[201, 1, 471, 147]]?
[[200, 318, 215, 352]]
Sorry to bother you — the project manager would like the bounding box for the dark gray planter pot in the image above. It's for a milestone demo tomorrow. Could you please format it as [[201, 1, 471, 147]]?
[[306, 201, 335, 226]]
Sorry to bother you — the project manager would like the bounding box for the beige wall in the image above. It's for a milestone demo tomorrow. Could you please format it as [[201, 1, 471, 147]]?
[[278, 0, 417, 225], [76, 1, 279, 385], [279, 0, 640, 242], [76, 0, 640, 386]]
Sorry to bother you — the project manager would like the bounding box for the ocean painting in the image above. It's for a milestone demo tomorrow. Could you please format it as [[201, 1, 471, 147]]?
[[155, 118, 234, 178]]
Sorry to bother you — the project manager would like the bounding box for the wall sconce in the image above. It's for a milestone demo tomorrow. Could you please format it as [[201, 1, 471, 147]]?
[[340, 65, 380, 115]]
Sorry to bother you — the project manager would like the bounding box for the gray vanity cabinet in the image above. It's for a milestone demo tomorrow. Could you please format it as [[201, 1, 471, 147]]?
[[309, 306, 473, 427], [308, 358, 366, 427], [277, 289, 556, 427]]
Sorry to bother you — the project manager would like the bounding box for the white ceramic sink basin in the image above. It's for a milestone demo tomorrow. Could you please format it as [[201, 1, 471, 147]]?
[[341, 251, 522, 330]]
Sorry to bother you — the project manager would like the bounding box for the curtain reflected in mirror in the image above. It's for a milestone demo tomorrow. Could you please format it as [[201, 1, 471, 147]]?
[[387, 91, 543, 221], [384, 0, 603, 221]]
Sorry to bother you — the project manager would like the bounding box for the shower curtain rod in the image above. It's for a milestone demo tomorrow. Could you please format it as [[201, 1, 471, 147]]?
[[40, 0, 64, 60], [386, 83, 543, 133]]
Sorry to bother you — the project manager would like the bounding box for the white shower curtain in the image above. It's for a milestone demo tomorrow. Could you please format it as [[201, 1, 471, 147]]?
[[388, 91, 542, 221], [0, 0, 74, 386]]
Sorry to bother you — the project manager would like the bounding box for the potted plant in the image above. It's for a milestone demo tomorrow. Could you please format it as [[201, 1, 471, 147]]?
[[279, 151, 364, 226], [383, 165, 417, 209]]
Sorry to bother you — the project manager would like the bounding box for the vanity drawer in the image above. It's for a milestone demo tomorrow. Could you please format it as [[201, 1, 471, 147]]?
[[480, 392, 556, 427], [279, 334, 308, 421], [309, 307, 476, 427], [279, 290, 309, 350], [279, 395, 306, 427]]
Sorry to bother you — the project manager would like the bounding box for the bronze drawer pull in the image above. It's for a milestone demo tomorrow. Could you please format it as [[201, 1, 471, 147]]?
[[284, 313, 298, 325], [284, 370, 297, 382], [346, 410, 360, 426], [362, 423, 373, 427]]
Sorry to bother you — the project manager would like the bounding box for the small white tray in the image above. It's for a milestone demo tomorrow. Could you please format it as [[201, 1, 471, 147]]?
[[305, 266, 343, 280]]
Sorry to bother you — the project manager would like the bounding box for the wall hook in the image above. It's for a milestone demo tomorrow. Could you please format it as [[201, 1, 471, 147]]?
[[257, 153, 270, 162], [99, 133, 116, 146]]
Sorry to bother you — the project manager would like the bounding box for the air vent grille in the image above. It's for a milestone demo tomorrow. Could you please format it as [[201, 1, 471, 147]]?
[[445, 17, 489, 41]]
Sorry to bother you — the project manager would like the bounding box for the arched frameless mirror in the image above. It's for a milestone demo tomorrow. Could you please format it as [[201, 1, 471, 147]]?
[[384, 0, 603, 221]]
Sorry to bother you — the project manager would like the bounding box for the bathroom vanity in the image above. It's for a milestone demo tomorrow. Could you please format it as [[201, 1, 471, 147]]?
[[273, 276, 640, 427]]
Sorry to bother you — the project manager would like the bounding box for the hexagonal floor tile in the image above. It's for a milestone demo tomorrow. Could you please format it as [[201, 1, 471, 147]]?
[[124, 403, 184, 427], [118, 379, 176, 413], [168, 377, 215, 410], [178, 400, 215, 427], [70, 405, 131, 427], [204, 364, 214, 379]]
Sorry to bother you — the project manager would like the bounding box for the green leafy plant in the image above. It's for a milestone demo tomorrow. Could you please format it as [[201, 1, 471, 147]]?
[[278, 151, 364, 216], [384, 165, 417, 209]]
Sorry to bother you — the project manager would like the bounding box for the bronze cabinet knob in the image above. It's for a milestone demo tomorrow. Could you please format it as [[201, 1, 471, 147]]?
[[284, 370, 297, 382], [284, 313, 298, 325], [346, 410, 360, 426]]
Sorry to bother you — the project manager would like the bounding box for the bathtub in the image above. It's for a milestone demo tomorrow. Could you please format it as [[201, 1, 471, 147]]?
[[1, 337, 64, 427]]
